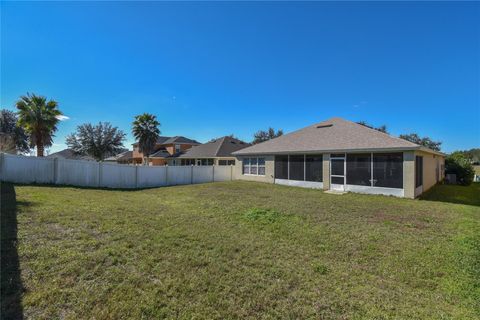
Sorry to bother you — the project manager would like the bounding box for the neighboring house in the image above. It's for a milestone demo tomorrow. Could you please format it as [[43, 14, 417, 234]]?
[[171, 136, 249, 166], [104, 150, 133, 164], [474, 165, 480, 182], [46, 149, 95, 161], [232, 117, 445, 199], [132, 136, 200, 165]]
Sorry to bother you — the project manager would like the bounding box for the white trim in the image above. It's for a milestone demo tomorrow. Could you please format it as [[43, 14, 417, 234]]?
[[242, 157, 265, 176], [345, 184, 404, 197], [331, 183, 345, 191], [330, 154, 346, 190], [275, 179, 323, 189]]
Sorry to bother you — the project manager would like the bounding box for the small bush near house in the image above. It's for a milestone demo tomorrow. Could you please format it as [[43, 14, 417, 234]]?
[[445, 152, 475, 185]]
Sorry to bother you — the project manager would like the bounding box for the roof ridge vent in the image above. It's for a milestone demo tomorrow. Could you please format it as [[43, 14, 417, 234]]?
[[316, 124, 333, 129]]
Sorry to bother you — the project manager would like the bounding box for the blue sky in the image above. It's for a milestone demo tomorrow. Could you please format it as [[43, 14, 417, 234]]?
[[1, 1, 479, 153]]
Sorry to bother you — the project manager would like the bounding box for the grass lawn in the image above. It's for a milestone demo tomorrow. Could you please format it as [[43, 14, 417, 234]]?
[[1, 181, 479, 319]]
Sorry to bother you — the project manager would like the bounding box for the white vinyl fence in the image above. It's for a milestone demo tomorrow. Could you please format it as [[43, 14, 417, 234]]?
[[0, 153, 235, 189]]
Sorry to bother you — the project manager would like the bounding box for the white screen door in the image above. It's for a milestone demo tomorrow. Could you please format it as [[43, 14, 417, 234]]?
[[330, 154, 345, 191]]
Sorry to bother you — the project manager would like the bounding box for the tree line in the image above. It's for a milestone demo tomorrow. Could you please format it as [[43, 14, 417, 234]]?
[[0, 93, 162, 164], [0, 92, 468, 162]]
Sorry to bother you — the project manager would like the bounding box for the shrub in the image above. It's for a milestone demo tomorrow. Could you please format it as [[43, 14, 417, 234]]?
[[445, 152, 475, 186]]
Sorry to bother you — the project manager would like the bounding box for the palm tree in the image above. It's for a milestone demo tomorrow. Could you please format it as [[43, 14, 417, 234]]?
[[132, 113, 160, 165], [16, 93, 62, 157]]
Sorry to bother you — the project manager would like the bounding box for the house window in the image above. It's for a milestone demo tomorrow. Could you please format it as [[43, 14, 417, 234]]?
[[373, 153, 403, 188], [175, 144, 181, 153], [219, 159, 235, 166], [275, 156, 288, 179], [243, 157, 265, 176], [243, 158, 250, 174], [306, 155, 323, 182], [289, 155, 305, 181], [415, 156, 423, 187], [258, 158, 265, 175], [199, 158, 214, 166], [250, 158, 258, 175], [181, 159, 194, 166], [346, 153, 371, 186]]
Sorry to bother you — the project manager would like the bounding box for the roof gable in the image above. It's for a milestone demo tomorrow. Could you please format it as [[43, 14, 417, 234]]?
[[234, 117, 421, 155]]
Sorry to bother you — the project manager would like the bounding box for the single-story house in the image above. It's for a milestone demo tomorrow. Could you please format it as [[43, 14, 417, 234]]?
[[46, 149, 95, 161], [232, 117, 445, 199], [132, 136, 200, 165], [104, 150, 133, 164], [171, 136, 249, 166]]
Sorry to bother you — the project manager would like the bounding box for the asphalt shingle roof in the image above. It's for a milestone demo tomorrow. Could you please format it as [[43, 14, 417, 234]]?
[[178, 136, 249, 158], [46, 149, 95, 161], [233, 117, 424, 155], [149, 149, 173, 158], [104, 150, 133, 161], [132, 136, 200, 146]]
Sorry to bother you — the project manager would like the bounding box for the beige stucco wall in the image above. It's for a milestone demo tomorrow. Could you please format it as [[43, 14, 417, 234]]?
[[234, 155, 275, 183], [234, 151, 444, 198], [403, 151, 416, 199], [322, 154, 330, 190], [415, 150, 445, 194]]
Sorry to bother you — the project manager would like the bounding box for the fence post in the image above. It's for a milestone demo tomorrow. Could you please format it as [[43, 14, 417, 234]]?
[[135, 165, 139, 188], [191, 165, 193, 184], [165, 165, 169, 186], [0, 152, 4, 180], [98, 162, 103, 187], [53, 158, 58, 184]]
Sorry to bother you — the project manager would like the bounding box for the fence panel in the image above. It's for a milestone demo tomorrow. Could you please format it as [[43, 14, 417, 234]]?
[[1, 153, 54, 184], [167, 166, 191, 185], [100, 163, 136, 188], [192, 166, 213, 184], [137, 166, 167, 188], [213, 166, 232, 182], [0, 153, 236, 188], [57, 158, 99, 187]]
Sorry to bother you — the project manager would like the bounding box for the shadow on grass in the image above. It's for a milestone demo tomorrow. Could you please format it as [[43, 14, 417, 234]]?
[[419, 183, 480, 207], [1, 182, 24, 319], [8, 182, 163, 192]]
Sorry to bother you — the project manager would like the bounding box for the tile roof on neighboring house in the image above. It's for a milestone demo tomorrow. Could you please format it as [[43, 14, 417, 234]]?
[[233, 117, 443, 156], [178, 136, 249, 158], [46, 149, 95, 161], [132, 136, 200, 146], [104, 150, 133, 162]]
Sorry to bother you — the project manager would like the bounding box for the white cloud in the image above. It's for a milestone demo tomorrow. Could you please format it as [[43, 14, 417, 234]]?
[[56, 115, 70, 121]]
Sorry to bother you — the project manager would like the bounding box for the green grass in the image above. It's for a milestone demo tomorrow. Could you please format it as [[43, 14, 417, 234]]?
[[1, 181, 479, 319], [420, 182, 480, 206]]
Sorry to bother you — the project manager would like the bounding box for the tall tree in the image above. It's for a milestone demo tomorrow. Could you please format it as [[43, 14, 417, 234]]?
[[356, 121, 388, 134], [455, 148, 480, 164], [132, 113, 161, 165], [66, 122, 126, 161], [0, 109, 29, 153], [16, 93, 62, 157], [399, 133, 442, 151], [252, 127, 283, 145]]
